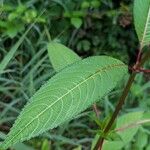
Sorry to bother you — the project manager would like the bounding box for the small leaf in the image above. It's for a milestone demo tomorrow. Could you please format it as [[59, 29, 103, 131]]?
[[12, 143, 34, 150], [106, 131, 122, 141], [116, 111, 143, 143], [47, 42, 81, 72], [81, 1, 90, 9], [142, 112, 150, 126], [8, 13, 18, 21], [134, 0, 150, 48], [102, 141, 124, 150], [73, 145, 82, 150], [91, 0, 101, 8], [6, 22, 24, 38], [92, 111, 143, 150], [101, 115, 116, 131], [136, 129, 148, 149], [77, 40, 91, 52], [16, 5, 27, 13], [93, 117, 103, 129], [41, 139, 51, 150], [91, 134, 123, 150], [71, 17, 83, 29], [0, 56, 127, 149]]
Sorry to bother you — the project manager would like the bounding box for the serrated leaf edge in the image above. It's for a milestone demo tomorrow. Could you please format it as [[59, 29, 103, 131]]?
[[1, 63, 126, 149]]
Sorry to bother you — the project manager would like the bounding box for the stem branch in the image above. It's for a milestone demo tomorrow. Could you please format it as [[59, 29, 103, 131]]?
[[94, 50, 150, 150]]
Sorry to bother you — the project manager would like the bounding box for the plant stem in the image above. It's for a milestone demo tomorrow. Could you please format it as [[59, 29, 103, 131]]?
[[94, 73, 136, 150], [93, 104, 100, 118], [44, 25, 52, 42], [94, 50, 150, 150]]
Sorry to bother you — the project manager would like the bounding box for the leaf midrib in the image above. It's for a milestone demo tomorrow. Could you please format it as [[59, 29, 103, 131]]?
[[4, 63, 126, 147], [141, 4, 150, 48]]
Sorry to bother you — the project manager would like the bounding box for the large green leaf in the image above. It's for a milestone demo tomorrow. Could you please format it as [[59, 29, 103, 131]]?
[[134, 0, 150, 48], [47, 42, 81, 72], [0, 56, 127, 149]]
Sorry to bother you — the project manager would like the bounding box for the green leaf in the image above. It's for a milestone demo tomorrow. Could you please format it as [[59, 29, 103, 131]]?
[[147, 145, 150, 150], [77, 40, 91, 52], [8, 12, 19, 21], [12, 143, 34, 150], [91, 134, 123, 150], [6, 22, 24, 38], [103, 111, 143, 150], [0, 56, 127, 149], [16, 4, 27, 13], [81, 1, 90, 9], [116, 111, 143, 143], [136, 129, 148, 149], [71, 17, 83, 29], [142, 112, 150, 126], [47, 42, 81, 72], [102, 141, 124, 150], [41, 139, 51, 150], [91, 0, 101, 8], [134, 0, 150, 48], [73, 145, 82, 150], [92, 111, 143, 150]]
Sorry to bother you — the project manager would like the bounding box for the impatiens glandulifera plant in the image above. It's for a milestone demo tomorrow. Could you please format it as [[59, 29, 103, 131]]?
[[0, 0, 150, 150], [0, 44, 127, 149], [94, 0, 150, 149]]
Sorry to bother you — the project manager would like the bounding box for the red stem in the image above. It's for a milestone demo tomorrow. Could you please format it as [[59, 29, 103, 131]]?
[[94, 49, 150, 150], [138, 68, 150, 73]]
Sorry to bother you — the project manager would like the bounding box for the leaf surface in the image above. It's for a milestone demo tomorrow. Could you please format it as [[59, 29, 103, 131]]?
[[102, 111, 143, 150], [47, 42, 81, 72], [71, 17, 83, 29], [0, 56, 127, 149], [116, 111, 143, 143], [134, 0, 150, 48]]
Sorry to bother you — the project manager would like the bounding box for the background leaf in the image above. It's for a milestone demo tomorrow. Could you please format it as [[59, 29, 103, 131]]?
[[116, 111, 143, 143], [71, 17, 83, 29], [13, 143, 35, 150], [0, 56, 127, 149], [92, 111, 143, 150], [0, 10, 46, 74], [134, 0, 150, 48], [47, 42, 81, 72], [0, 25, 33, 74], [41, 139, 51, 150]]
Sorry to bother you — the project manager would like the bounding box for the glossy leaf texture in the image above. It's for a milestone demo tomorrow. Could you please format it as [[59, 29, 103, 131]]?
[[47, 42, 81, 72], [134, 0, 150, 48], [0, 56, 127, 149]]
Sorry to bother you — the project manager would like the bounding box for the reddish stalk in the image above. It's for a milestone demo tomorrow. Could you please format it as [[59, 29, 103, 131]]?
[[93, 104, 100, 118], [94, 49, 150, 150]]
